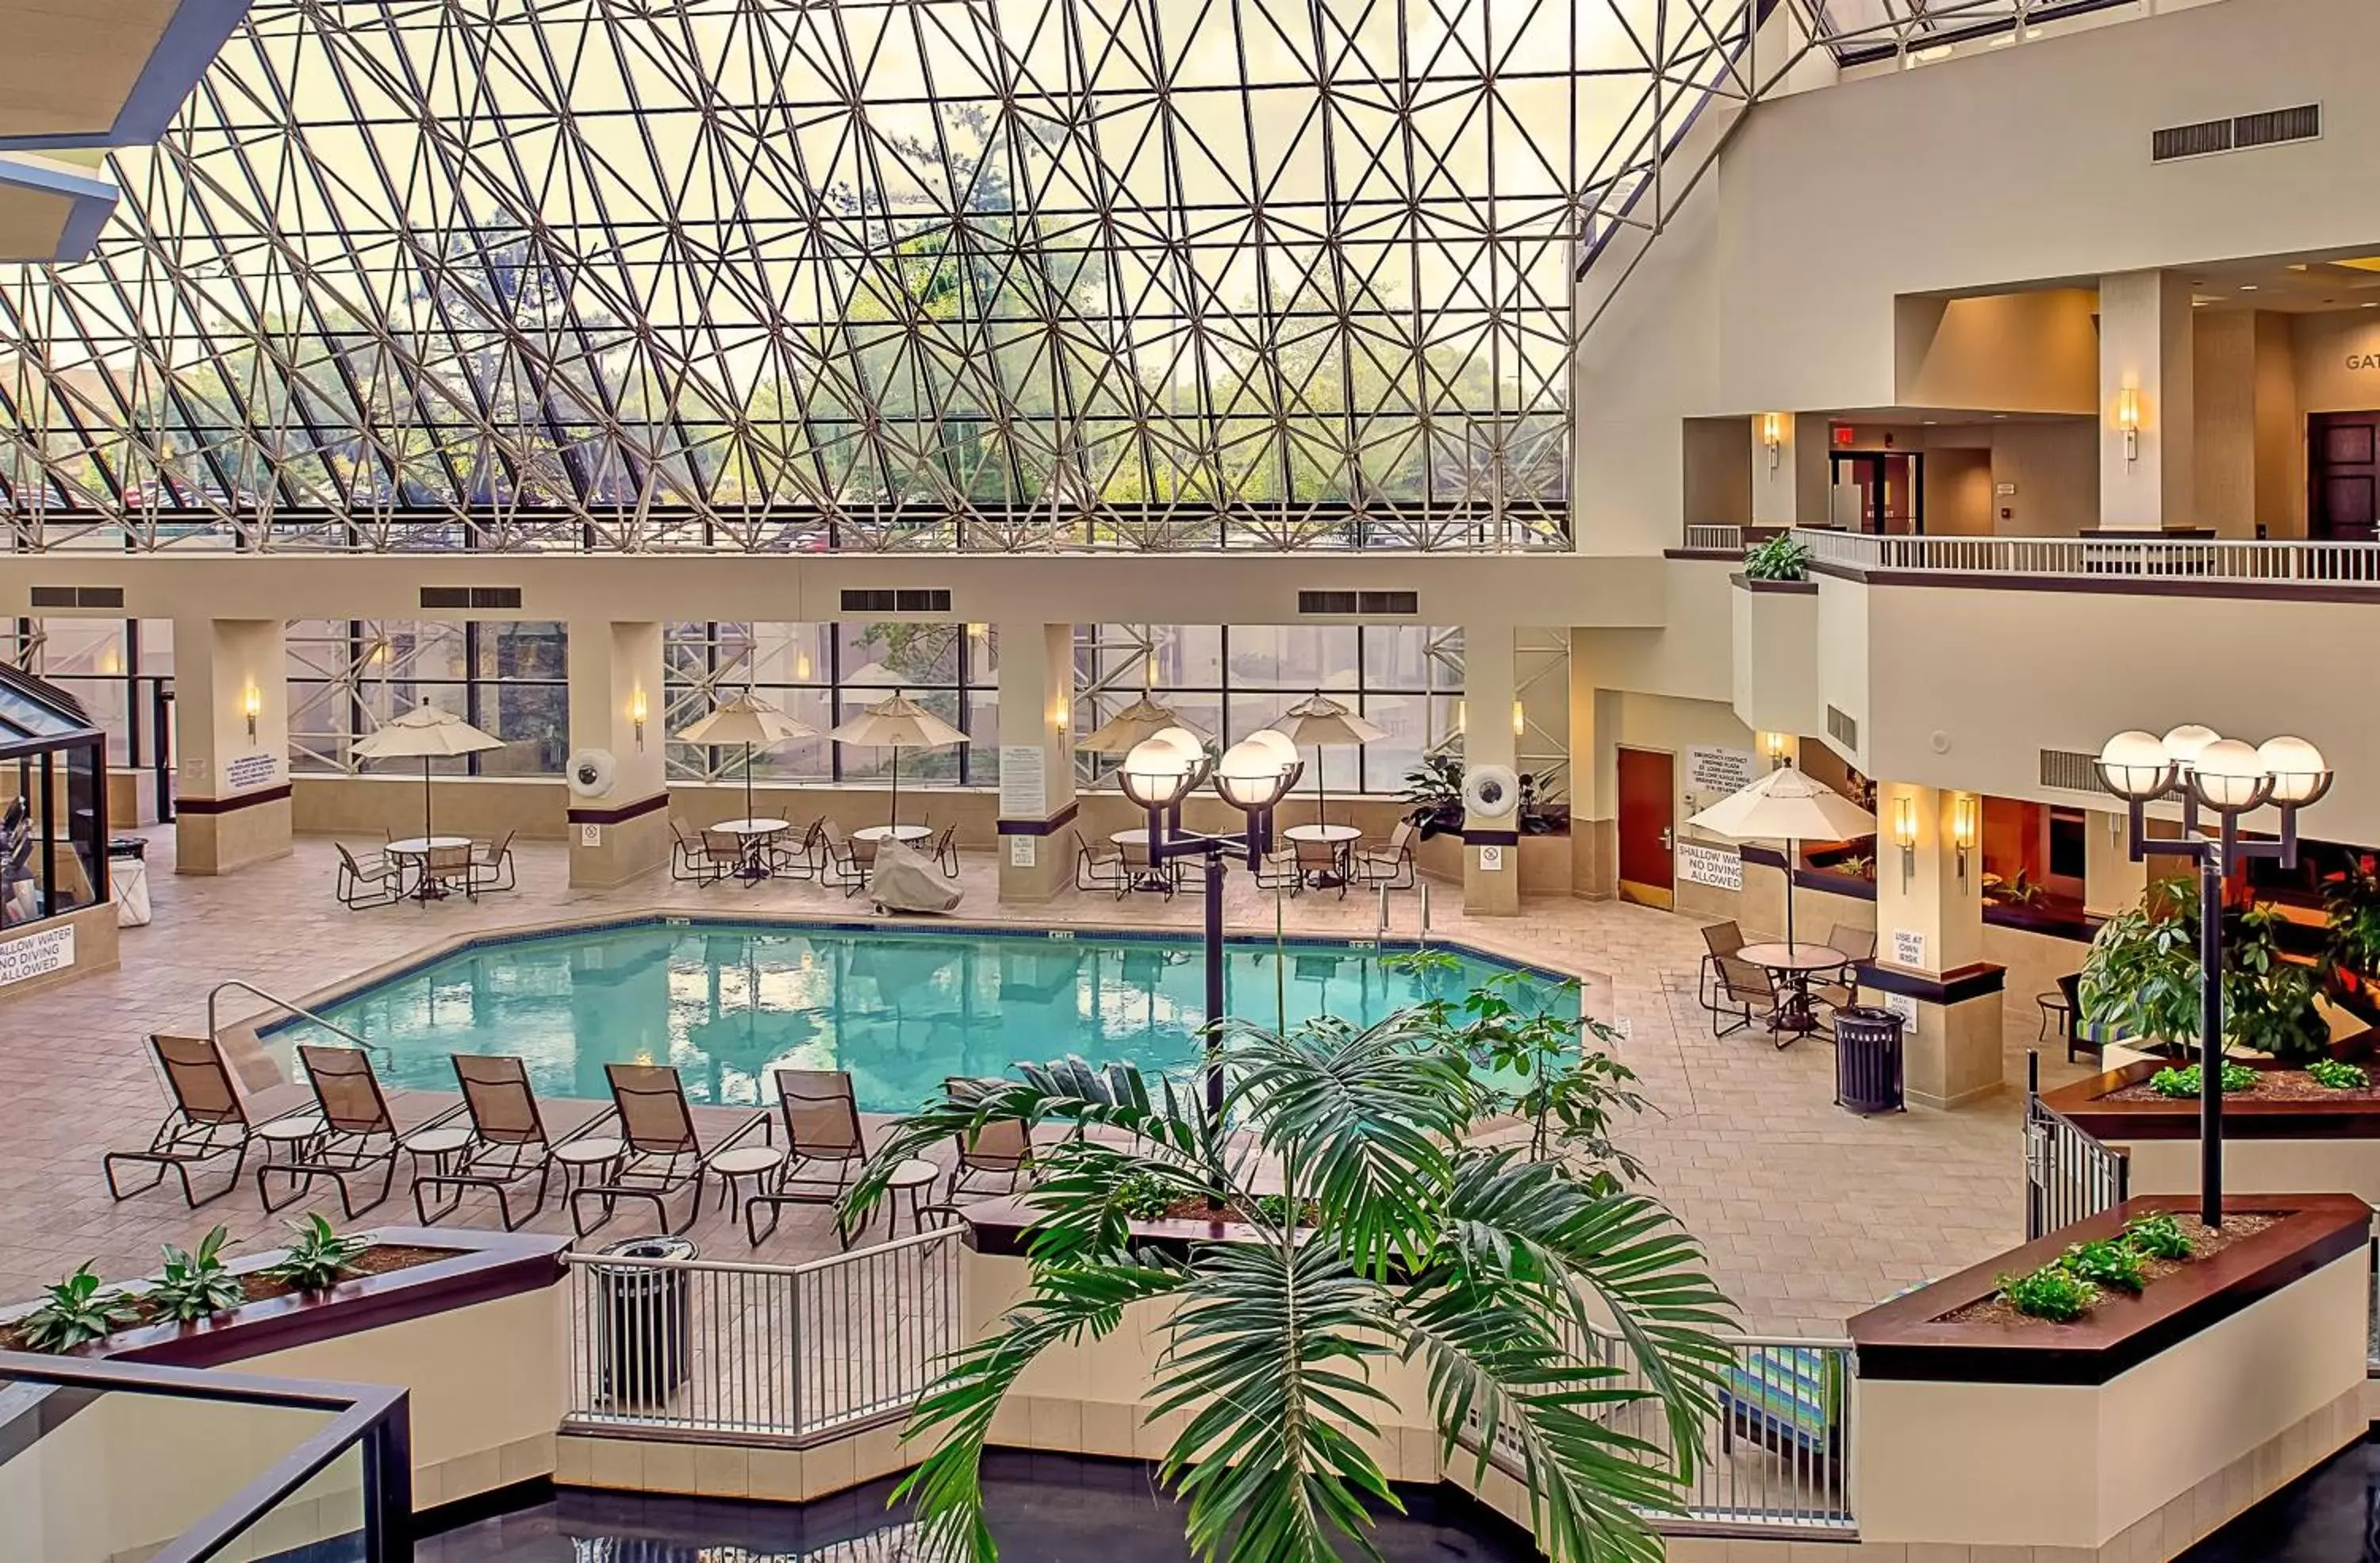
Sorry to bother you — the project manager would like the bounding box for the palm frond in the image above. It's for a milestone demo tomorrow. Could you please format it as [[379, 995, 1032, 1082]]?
[[896, 1258, 1187, 1561], [1150, 1238, 1401, 1563]]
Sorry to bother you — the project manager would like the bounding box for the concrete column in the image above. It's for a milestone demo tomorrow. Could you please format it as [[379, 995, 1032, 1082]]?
[[2099, 269, 2195, 532], [173, 618, 291, 875], [1869, 782, 2004, 1109], [2082, 807, 2148, 920], [565, 621, 667, 889], [1461, 625, 1519, 916], [1566, 633, 1612, 899], [995, 623, 1077, 903]]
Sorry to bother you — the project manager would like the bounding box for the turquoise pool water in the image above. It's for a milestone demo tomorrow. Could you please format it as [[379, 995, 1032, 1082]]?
[[270, 920, 1557, 1112]]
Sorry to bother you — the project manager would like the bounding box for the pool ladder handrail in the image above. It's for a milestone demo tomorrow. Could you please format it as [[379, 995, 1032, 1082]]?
[[207, 980, 387, 1058]]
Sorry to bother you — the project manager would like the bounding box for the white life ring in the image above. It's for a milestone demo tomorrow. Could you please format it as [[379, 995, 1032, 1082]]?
[[1463, 764, 1521, 820], [566, 748, 618, 799]]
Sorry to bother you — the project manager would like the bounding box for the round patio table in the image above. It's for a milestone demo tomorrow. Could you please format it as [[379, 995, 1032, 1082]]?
[[711, 817, 791, 881], [1737, 941, 1848, 1045], [1280, 822, 1362, 886], [386, 835, 471, 901], [853, 823, 931, 845], [1109, 828, 1176, 893]]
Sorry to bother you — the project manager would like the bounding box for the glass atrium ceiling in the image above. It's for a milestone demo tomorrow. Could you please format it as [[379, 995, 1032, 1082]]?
[[0, 0, 1767, 554]]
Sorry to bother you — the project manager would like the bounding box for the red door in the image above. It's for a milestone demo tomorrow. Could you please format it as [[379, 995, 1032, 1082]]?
[[1617, 747, 1675, 908], [2309, 413, 2379, 540]]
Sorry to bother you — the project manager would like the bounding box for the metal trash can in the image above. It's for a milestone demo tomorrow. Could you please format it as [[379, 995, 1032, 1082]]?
[[592, 1235, 694, 1407], [1833, 1006, 1906, 1116], [109, 837, 152, 929]]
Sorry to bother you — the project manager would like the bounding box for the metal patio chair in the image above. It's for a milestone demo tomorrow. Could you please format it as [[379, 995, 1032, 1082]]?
[[567, 1063, 773, 1237]]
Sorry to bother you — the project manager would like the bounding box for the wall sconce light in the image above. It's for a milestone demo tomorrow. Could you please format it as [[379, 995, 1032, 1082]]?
[[1455, 699, 1468, 734], [1511, 700, 1526, 738], [241, 683, 261, 741], [1891, 793, 1918, 887], [1763, 731, 1791, 770], [793, 650, 813, 682], [1952, 793, 1978, 881], [1053, 693, 1072, 732], [2116, 385, 2140, 463], [1760, 412, 1783, 471], [630, 686, 648, 749]]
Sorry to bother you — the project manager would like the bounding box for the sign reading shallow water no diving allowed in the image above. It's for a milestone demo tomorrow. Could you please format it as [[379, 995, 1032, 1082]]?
[[0, 923, 75, 989]]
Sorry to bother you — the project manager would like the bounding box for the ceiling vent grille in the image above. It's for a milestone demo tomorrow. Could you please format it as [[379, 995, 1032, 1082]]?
[[1825, 705, 1858, 751], [27, 586, 125, 609], [2152, 103, 2318, 163], [2039, 747, 2113, 797], [1297, 589, 1418, 615], [839, 588, 950, 613], [420, 586, 524, 610]]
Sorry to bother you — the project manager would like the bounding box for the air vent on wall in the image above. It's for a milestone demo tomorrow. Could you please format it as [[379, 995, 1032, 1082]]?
[[1296, 589, 1418, 615], [1825, 705, 1858, 751], [2152, 103, 2319, 163], [2039, 748, 2113, 797], [839, 588, 951, 613], [28, 586, 124, 609], [420, 586, 524, 610]]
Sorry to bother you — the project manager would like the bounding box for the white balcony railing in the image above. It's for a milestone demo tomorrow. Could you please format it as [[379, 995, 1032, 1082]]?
[[1796, 528, 2380, 586]]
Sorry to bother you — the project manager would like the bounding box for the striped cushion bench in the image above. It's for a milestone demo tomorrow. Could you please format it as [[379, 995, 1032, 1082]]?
[[1718, 1345, 1842, 1460]]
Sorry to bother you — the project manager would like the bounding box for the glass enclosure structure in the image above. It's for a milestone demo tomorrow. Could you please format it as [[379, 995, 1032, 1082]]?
[[0, 663, 108, 931]]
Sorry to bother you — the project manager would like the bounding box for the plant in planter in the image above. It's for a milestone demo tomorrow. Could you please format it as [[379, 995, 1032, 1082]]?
[[2307, 1058, 2369, 1091], [17, 1263, 140, 1351], [264, 1214, 374, 1292], [2060, 1238, 2147, 1294], [1741, 532, 1811, 582], [850, 1004, 1731, 1563], [1987, 866, 2045, 907], [2121, 1212, 2193, 1261], [1399, 755, 1563, 839], [1998, 1263, 2098, 1322], [2149, 1062, 2258, 1099], [2320, 854, 2380, 997], [1110, 1169, 1177, 1223], [2081, 876, 2330, 1064], [151, 1225, 245, 1323]]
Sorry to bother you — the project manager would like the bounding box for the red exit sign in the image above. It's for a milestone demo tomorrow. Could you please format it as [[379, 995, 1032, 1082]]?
[[1832, 425, 1856, 447]]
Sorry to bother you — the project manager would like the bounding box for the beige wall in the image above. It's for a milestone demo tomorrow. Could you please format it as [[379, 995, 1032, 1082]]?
[[2197, 309, 2301, 539], [1921, 446, 1994, 536], [1894, 288, 2099, 414], [2290, 308, 2380, 414], [1683, 416, 1753, 528], [1983, 420, 2100, 536], [0, 900, 121, 1004], [1729, 584, 1817, 739]]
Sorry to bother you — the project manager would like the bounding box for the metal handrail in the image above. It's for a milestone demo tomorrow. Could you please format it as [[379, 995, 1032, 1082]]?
[[558, 1223, 955, 1279], [206, 979, 386, 1058], [1796, 526, 2380, 586]]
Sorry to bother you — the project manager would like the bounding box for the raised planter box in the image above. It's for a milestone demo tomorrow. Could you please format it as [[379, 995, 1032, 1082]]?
[[1848, 1194, 2370, 1559], [2044, 1060, 2380, 1206]]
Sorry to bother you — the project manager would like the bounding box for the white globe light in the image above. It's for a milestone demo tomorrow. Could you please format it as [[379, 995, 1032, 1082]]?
[[2161, 724, 2223, 767], [2187, 738, 2271, 812], [2095, 729, 2174, 803], [1215, 736, 1295, 812], [1123, 736, 1192, 779], [1242, 728, 1301, 767], [1148, 727, 1205, 762], [2256, 735, 2330, 806]]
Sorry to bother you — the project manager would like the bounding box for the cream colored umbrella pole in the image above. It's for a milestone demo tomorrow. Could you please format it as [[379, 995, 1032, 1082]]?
[[675, 690, 818, 824], [1269, 692, 1386, 828], [827, 692, 969, 828], [1687, 766, 1879, 950], [350, 703, 505, 841]]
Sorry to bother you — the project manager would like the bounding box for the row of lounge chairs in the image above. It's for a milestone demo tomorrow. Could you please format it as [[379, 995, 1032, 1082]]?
[[105, 1034, 1031, 1246], [669, 817, 961, 893]]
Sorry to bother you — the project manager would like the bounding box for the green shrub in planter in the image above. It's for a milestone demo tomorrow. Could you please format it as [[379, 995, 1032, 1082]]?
[[1111, 1169, 1178, 1222], [2121, 1212, 2193, 1262], [2062, 1238, 2147, 1294], [151, 1226, 244, 1323], [2148, 1062, 2256, 1099], [263, 1215, 374, 1292], [1998, 1264, 2099, 1323], [1741, 532, 1811, 582], [17, 1263, 139, 1351], [2307, 1058, 2368, 1091]]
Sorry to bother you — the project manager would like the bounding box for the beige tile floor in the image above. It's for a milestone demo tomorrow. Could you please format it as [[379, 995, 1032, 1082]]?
[[0, 828, 2094, 1335]]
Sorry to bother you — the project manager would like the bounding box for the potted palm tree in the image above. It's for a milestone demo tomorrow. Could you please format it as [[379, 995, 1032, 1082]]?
[[849, 1004, 1732, 1563]]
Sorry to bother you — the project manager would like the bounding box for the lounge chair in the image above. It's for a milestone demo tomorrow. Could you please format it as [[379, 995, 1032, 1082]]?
[[336, 843, 406, 910], [1352, 822, 1417, 890], [468, 831, 517, 894], [1073, 832, 1129, 896], [104, 1035, 313, 1208], [413, 1054, 612, 1230], [1708, 954, 1779, 1039], [944, 1076, 1032, 1200], [258, 1045, 466, 1219], [1698, 921, 1745, 1008], [744, 1069, 870, 1246], [424, 843, 476, 901], [1292, 837, 1347, 900], [670, 818, 721, 884], [567, 1063, 774, 1236]]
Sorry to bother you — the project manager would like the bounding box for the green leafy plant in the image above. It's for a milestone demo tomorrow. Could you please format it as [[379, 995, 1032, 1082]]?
[[1110, 1169, 1178, 1222], [1250, 1192, 1301, 1228], [1398, 755, 1562, 839], [1989, 866, 2045, 906], [846, 998, 1733, 1563], [2320, 855, 2380, 995], [263, 1215, 374, 1292], [2061, 1238, 2147, 1294], [1833, 854, 1875, 879], [16, 1263, 140, 1351], [2148, 1062, 2258, 1098], [1997, 1264, 2098, 1323], [1741, 532, 1811, 582], [2121, 1212, 2194, 1262], [2082, 877, 2330, 1064], [2307, 1058, 2369, 1091], [150, 1226, 246, 1323]]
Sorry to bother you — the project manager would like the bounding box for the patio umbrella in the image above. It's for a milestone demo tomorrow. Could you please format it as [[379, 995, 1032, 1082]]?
[[827, 691, 969, 828], [676, 690, 818, 824], [350, 703, 504, 843], [1270, 692, 1386, 828], [1079, 693, 1204, 756], [1687, 766, 1878, 950]]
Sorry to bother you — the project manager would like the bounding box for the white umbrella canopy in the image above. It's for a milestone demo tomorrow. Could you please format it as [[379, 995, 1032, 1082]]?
[[1270, 693, 1386, 827], [1080, 694, 1204, 756], [827, 693, 970, 828], [676, 691, 820, 823], [350, 704, 505, 842], [1688, 767, 1879, 950]]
